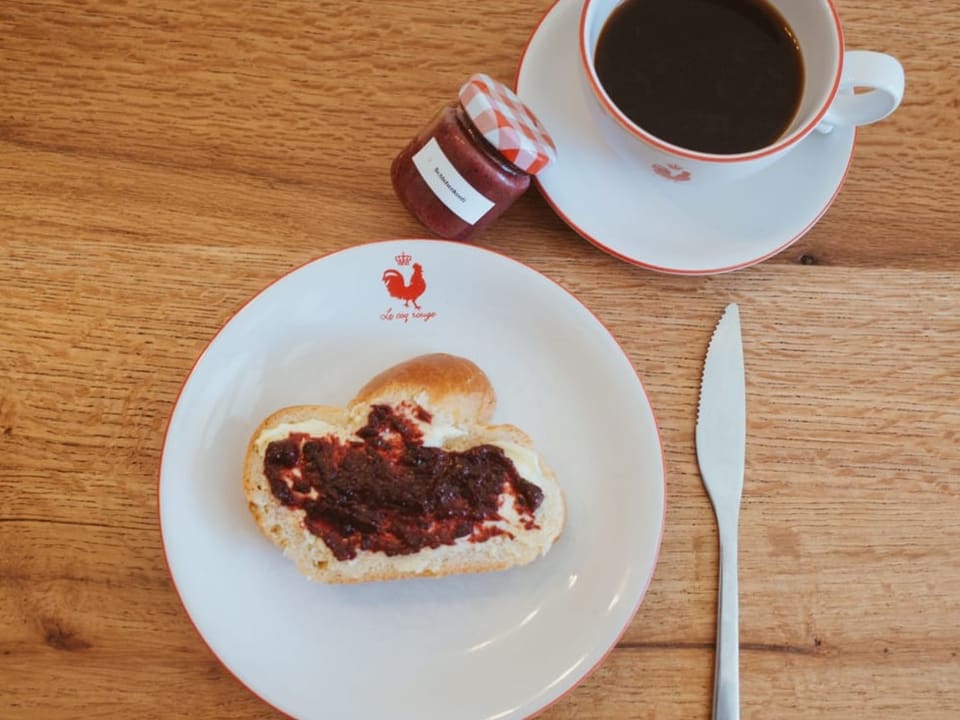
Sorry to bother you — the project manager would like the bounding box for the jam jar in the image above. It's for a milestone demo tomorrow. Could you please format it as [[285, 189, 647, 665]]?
[[391, 73, 557, 242]]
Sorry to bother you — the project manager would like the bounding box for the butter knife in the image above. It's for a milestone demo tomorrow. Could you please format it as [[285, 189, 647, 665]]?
[[696, 303, 746, 720]]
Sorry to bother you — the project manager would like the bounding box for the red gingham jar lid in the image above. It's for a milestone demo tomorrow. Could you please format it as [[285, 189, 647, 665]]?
[[458, 73, 557, 175]]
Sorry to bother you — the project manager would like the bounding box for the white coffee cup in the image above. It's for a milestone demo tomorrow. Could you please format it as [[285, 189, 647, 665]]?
[[579, 0, 906, 185]]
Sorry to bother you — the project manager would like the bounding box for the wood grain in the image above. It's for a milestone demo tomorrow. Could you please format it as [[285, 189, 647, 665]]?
[[2, 0, 959, 718]]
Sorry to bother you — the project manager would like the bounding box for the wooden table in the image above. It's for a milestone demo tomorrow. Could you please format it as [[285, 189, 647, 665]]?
[[2, 1, 957, 717]]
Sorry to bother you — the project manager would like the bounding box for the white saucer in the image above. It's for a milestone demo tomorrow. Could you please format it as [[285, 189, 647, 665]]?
[[516, 0, 857, 275]]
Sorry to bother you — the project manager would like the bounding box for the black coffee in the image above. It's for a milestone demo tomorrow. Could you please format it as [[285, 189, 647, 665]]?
[[594, 0, 804, 154]]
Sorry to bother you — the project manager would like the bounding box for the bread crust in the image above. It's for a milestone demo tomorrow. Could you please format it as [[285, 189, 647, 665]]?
[[351, 353, 496, 426], [243, 353, 565, 583]]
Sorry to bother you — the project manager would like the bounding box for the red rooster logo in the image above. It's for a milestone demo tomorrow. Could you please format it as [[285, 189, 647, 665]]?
[[652, 163, 692, 182], [382, 261, 426, 310]]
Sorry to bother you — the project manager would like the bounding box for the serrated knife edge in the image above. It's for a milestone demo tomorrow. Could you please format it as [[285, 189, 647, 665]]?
[[696, 303, 746, 506]]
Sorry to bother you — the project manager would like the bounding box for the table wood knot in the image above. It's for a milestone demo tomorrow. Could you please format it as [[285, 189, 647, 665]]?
[[41, 618, 92, 652]]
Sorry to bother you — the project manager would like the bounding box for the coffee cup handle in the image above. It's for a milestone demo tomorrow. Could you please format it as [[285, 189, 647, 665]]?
[[816, 50, 905, 134]]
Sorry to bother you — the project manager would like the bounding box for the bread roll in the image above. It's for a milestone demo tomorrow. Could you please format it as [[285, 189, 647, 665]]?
[[243, 353, 565, 583]]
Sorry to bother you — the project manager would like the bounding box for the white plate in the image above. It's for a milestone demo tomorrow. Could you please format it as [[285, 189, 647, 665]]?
[[159, 239, 665, 720], [516, 0, 857, 275]]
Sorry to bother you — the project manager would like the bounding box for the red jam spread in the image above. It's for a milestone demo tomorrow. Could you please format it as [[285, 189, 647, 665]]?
[[263, 404, 543, 561], [391, 102, 530, 242]]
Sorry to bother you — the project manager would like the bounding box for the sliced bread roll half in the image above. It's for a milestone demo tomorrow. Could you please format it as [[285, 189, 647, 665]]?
[[243, 353, 565, 583]]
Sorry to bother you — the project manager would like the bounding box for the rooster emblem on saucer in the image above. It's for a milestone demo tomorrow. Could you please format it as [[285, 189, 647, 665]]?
[[651, 163, 692, 182], [382, 252, 427, 310]]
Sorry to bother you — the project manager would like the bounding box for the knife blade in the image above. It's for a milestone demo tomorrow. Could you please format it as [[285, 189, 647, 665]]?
[[696, 303, 746, 720]]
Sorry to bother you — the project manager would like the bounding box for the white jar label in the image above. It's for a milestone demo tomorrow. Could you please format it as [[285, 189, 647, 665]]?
[[412, 137, 495, 225]]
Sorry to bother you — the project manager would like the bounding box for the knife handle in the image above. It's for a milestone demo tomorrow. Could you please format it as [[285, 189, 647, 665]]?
[[713, 519, 740, 720]]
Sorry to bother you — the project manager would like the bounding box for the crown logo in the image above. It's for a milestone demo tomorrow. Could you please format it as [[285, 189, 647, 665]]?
[[395, 252, 412, 266]]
